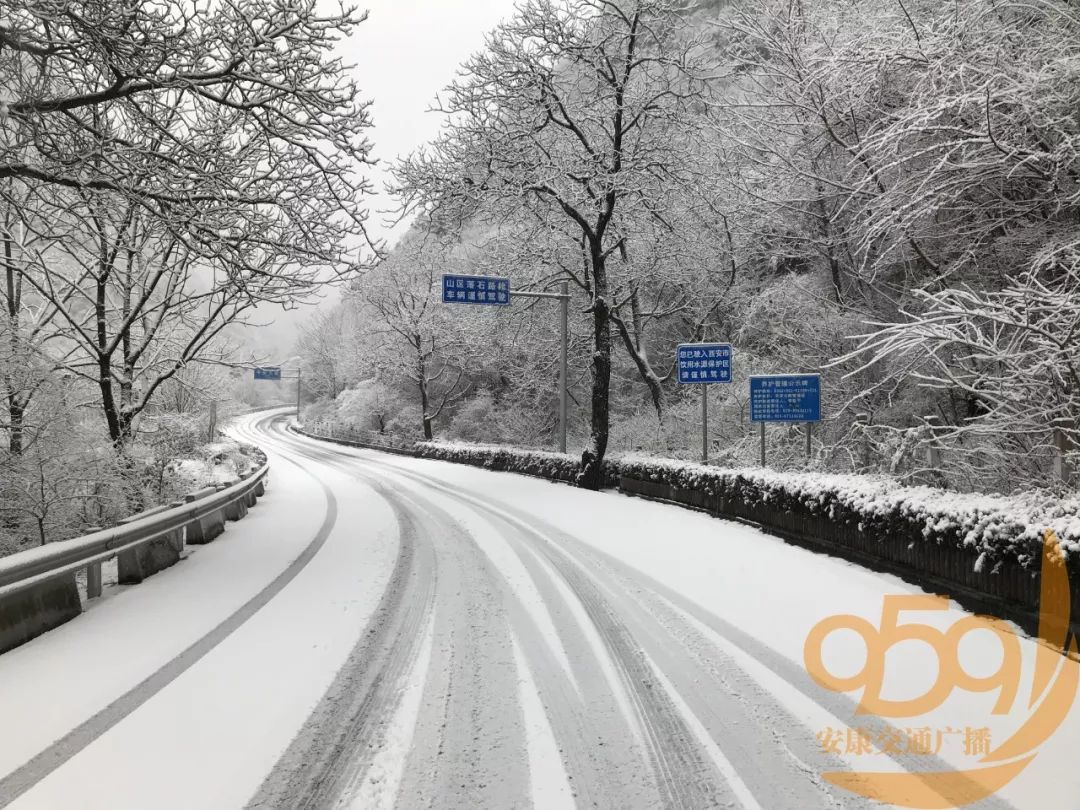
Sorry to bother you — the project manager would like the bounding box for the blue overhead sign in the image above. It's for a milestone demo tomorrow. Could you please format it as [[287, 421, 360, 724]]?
[[677, 343, 732, 384], [253, 367, 282, 381], [750, 374, 821, 422], [442, 274, 510, 305]]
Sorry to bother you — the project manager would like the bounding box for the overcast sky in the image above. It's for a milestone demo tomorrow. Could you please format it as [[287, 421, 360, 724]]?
[[346, 0, 520, 248], [247, 0, 519, 360]]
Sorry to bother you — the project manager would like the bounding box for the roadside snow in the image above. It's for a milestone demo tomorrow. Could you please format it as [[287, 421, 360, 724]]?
[[2, 417, 399, 810], [302, 438, 1080, 810]]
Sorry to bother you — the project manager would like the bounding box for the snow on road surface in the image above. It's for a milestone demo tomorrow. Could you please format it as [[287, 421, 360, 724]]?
[[0, 409, 1077, 809]]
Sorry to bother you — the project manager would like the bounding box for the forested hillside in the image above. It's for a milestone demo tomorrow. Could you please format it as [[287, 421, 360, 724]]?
[[0, 2, 373, 550], [299, 0, 1080, 494]]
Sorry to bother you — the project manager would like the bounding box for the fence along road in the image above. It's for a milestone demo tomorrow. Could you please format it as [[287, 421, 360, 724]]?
[[2, 410, 1071, 809]]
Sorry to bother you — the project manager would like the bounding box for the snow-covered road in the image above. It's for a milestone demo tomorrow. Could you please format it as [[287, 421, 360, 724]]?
[[0, 410, 1077, 809]]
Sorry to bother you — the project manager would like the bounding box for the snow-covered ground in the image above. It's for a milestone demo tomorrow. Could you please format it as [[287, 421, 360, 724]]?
[[0, 409, 1075, 809], [287, 422, 1080, 810]]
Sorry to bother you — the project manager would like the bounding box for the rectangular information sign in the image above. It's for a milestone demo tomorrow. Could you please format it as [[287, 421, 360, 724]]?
[[677, 343, 733, 384], [442, 274, 511, 305], [253, 367, 282, 381], [750, 374, 821, 422]]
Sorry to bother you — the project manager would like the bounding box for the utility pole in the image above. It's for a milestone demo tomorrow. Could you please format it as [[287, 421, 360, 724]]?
[[296, 368, 303, 423], [701, 387, 708, 464]]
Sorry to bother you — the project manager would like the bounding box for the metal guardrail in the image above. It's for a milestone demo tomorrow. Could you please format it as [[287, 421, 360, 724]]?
[[296, 422, 419, 454], [0, 458, 269, 603]]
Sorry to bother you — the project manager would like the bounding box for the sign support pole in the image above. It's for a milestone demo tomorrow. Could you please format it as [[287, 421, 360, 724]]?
[[559, 281, 568, 454], [760, 422, 766, 467], [701, 386, 708, 464], [208, 400, 217, 441], [511, 286, 572, 454], [442, 275, 571, 454], [805, 422, 812, 460], [296, 368, 302, 422]]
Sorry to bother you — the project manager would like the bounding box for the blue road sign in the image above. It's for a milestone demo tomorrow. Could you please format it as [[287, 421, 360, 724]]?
[[750, 374, 821, 422], [442, 274, 511, 305], [677, 343, 733, 384], [253, 367, 282, 381]]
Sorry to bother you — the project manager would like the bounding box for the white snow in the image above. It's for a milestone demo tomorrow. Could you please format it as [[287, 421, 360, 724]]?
[[4, 414, 1077, 810], [404, 483, 581, 696], [2, 414, 400, 810], [343, 608, 436, 810], [306, 436, 1080, 810], [516, 540, 649, 754], [510, 632, 576, 810], [642, 646, 765, 810]]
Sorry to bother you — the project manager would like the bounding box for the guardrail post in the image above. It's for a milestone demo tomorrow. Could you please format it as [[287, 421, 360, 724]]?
[[170, 500, 187, 552], [86, 562, 103, 599], [184, 488, 226, 545], [0, 573, 82, 655], [117, 507, 183, 585], [224, 485, 249, 521], [925, 415, 943, 470], [0, 461, 269, 655]]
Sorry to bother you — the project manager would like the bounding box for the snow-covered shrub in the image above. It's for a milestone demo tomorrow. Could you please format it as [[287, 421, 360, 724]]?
[[416, 441, 619, 487], [616, 455, 1080, 570], [447, 390, 528, 445], [335, 381, 412, 434], [161, 438, 261, 499]]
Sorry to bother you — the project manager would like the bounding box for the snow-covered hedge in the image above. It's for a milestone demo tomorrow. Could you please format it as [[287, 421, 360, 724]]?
[[313, 431, 1077, 576], [415, 441, 620, 487], [617, 455, 1080, 570]]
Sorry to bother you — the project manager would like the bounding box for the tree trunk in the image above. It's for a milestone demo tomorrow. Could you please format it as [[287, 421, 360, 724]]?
[[7, 398, 23, 455], [4, 225, 25, 455], [612, 312, 664, 420], [98, 361, 126, 451], [417, 350, 433, 440], [578, 252, 612, 490]]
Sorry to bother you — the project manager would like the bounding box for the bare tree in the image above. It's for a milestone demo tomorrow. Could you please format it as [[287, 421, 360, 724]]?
[[355, 233, 472, 440], [1, 0, 378, 456], [0, 0, 378, 263], [395, 0, 712, 487]]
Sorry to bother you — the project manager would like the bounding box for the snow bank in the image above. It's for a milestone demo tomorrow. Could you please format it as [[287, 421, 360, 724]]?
[[616, 455, 1079, 568], [164, 440, 263, 493], [415, 441, 619, 487], [415, 441, 1077, 570]]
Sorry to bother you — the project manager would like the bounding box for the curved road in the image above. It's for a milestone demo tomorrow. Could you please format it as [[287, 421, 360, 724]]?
[[0, 411, 1074, 809]]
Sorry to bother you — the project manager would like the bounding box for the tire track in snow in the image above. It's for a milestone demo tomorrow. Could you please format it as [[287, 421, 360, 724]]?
[[261, 428, 536, 808], [360, 452, 1017, 810], [274, 427, 670, 807], [327, 451, 878, 808], [399, 483, 663, 809], [337, 455, 737, 809], [339, 607, 436, 809], [389, 489, 532, 809], [0, 414, 338, 809], [244, 475, 436, 810]]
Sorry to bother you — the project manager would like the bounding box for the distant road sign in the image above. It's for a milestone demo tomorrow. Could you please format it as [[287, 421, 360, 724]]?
[[442, 274, 510, 305], [750, 374, 821, 422], [253, 367, 282, 381], [677, 343, 733, 384]]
